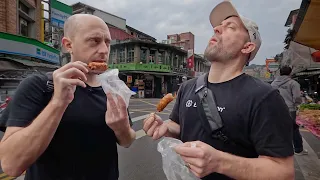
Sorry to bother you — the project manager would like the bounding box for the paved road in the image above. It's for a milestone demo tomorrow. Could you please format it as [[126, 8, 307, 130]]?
[[1, 98, 320, 180]]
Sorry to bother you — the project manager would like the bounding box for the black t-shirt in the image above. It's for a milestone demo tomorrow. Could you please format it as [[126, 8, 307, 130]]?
[[169, 74, 294, 180], [4, 74, 126, 180]]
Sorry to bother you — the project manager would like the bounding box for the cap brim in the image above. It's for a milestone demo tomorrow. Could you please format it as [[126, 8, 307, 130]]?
[[210, 1, 240, 28]]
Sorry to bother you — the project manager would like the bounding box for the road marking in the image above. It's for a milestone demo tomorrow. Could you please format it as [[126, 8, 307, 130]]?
[[131, 114, 150, 122], [137, 99, 157, 107], [136, 99, 172, 113], [299, 128, 309, 132], [2, 176, 15, 180], [135, 120, 170, 140], [294, 137, 320, 180], [135, 129, 146, 139], [130, 110, 171, 115]]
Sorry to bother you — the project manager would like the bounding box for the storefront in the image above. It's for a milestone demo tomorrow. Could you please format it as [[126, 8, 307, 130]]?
[[0, 32, 60, 101], [110, 63, 189, 98]]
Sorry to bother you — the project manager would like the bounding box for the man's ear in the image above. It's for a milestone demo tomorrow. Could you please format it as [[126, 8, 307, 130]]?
[[241, 42, 255, 55], [62, 37, 72, 54]]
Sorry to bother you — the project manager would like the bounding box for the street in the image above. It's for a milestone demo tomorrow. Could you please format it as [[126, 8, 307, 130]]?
[[0, 98, 320, 180]]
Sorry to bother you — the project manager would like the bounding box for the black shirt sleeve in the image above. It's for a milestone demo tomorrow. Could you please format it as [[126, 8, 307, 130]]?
[[5, 74, 48, 127], [250, 90, 294, 157], [169, 84, 183, 124]]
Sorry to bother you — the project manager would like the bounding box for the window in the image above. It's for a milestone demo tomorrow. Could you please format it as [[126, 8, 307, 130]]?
[[109, 50, 116, 64], [140, 48, 147, 63], [19, 2, 29, 14], [158, 52, 164, 64], [173, 55, 178, 67], [19, 17, 28, 37], [118, 48, 126, 63], [149, 50, 156, 64], [18, 1, 35, 38], [167, 52, 172, 66], [127, 47, 134, 63]]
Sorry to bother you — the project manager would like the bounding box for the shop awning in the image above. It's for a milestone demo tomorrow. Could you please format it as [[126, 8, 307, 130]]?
[[0, 56, 60, 70], [282, 41, 320, 74], [295, 70, 320, 76], [119, 70, 194, 78], [293, 0, 320, 50]]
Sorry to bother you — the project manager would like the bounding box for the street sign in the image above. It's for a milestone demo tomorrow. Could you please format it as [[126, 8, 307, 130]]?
[[51, 0, 72, 29]]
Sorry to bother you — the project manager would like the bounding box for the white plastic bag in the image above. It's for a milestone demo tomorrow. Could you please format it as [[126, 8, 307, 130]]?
[[98, 69, 136, 108], [157, 137, 201, 180]]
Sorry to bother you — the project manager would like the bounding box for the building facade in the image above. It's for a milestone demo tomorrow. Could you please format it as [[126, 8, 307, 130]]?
[[71, 2, 210, 98], [0, 0, 42, 40], [166, 32, 194, 51], [0, 0, 60, 101]]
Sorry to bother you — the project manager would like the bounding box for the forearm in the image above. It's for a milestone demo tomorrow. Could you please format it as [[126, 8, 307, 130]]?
[[216, 151, 294, 180], [115, 127, 136, 148], [165, 120, 180, 139], [0, 100, 67, 176]]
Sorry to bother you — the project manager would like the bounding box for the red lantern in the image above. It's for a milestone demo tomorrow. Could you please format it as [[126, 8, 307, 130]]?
[[312, 51, 320, 62]]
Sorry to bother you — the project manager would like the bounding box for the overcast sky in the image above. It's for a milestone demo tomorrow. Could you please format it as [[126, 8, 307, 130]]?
[[60, 0, 302, 65]]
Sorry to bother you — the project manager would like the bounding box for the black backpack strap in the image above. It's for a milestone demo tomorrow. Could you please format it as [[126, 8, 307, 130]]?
[[195, 73, 223, 131], [45, 72, 54, 93]]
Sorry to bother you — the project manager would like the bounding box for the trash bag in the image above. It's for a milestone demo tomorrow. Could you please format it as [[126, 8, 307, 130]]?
[[98, 69, 136, 108], [157, 137, 201, 180]]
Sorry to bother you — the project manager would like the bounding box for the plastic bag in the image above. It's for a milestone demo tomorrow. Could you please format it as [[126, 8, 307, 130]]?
[[98, 69, 136, 108], [157, 137, 201, 180]]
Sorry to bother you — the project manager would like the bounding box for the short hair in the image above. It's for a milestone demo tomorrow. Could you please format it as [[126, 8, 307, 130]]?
[[280, 66, 292, 76]]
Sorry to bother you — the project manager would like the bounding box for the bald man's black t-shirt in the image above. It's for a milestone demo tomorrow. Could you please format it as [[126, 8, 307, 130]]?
[[4, 74, 129, 180], [170, 74, 294, 180]]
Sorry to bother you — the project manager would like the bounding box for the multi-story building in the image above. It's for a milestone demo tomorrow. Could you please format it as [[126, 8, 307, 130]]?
[[71, 2, 209, 98], [0, 0, 60, 101], [167, 32, 194, 51]]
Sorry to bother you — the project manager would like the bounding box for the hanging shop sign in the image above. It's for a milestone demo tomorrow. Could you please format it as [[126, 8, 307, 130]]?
[[51, 0, 72, 28]]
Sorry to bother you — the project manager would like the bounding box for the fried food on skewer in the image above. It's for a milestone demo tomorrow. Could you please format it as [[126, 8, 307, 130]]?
[[157, 93, 175, 112], [88, 61, 108, 74]]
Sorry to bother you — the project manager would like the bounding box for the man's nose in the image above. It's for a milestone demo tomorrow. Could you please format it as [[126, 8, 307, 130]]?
[[214, 25, 222, 35], [98, 42, 109, 55]]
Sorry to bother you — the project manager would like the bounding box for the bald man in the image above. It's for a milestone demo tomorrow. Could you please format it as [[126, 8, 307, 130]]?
[[0, 14, 136, 180]]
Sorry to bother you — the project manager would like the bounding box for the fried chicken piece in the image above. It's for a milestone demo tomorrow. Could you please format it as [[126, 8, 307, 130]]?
[[88, 62, 108, 73], [157, 93, 175, 112]]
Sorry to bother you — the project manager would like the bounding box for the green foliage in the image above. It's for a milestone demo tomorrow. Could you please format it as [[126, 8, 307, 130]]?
[[300, 104, 320, 110]]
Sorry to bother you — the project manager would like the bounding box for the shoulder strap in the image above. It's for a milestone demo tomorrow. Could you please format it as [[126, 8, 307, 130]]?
[[45, 72, 54, 93], [276, 79, 291, 89], [195, 73, 223, 131], [0, 73, 54, 132]]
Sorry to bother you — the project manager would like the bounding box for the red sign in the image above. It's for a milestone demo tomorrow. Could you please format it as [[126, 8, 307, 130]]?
[[265, 59, 279, 72], [187, 49, 194, 68]]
